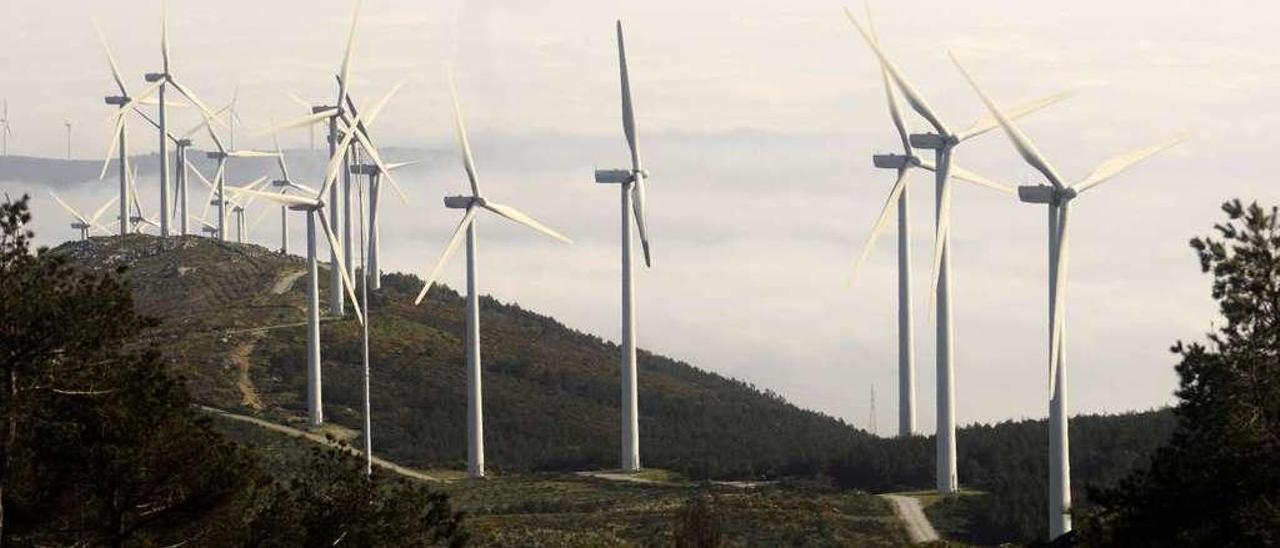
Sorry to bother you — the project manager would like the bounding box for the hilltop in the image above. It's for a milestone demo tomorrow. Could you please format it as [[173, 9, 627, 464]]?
[[50, 234, 872, 479]]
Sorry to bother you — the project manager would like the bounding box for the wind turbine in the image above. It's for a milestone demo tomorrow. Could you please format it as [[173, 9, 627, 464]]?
[[258, 0, 370, 318], [64, 120, 72, 160], [342, 89, 412, 290], [94, 22, 163, 237], [592, 20, 653, 473], [259, 131, 316, 254], [227, 175, 271, 244], [200, 111, 277, 242], [0, 100, 10, 156], [142, 0, 222, 237], [126, 162, 161, 233], [355, 173, 373, 476], [412, 71, 572, 479], [230, 83, 399, 425], [844, 8, 1067, 492], [951, 52, 1188, 540], [49, 192, 117, 241], [851, 7, 1035, 438], [225, 171, 365, 427]]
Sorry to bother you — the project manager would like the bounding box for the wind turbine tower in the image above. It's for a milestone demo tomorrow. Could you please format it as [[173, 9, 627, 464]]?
[[951, 52, 1188, 540], [594, 20, 653, 473], [845, 8, 1066, 493], [413, 70, 572, 478]]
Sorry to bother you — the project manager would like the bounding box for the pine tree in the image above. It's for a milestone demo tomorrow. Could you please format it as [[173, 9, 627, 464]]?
[[1084, 199, 1280, 547]]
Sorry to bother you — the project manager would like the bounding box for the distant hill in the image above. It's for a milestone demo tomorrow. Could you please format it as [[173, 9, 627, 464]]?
[[50, 234, 873, 479], [1, 148, 446, 187]]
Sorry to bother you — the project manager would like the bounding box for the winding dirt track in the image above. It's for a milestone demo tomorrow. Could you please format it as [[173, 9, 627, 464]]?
[[881, 494, 940, 543], [199, 405, 439, 483]]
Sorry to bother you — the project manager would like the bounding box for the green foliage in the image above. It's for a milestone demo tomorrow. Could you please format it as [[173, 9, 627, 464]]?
[[826, 410, 1175, 544], [673, 491, 725, 548], [1, 195, 468, 547], [1081, 200, 1280, 547], [238, 444, 468, 547]]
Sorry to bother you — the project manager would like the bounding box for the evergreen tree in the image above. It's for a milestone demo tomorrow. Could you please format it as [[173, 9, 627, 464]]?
[[1084, 199, 1280, 547]]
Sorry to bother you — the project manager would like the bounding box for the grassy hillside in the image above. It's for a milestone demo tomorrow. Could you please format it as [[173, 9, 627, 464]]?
[[51, 234, 871, 479], [212, 415, 909, 547]]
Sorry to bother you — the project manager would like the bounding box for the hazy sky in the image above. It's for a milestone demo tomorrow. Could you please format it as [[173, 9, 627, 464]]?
[[3, 0, 1277, 435]]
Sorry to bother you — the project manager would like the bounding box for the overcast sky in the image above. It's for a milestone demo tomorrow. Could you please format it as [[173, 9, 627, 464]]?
[[3, 0, 1277, 435]]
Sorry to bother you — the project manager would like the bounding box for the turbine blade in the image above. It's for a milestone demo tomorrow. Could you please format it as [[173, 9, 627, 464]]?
[[842, 8, 947, 135], [226, 150, 279, 158], [385, 160, 421, 171], [318, 82, 400, 199], [926, 180, 954, 323], [350, 124, 409, 204], [225, 186, 317, 208], [49, 191, 89, 224], [336, 0, 363, 110], [916, 160, 1013, 194], [180, 102, 233, 139], [959, 91, 1072, 142], [851, 168, 909, 283], [316, 211, 365, 325], [631, 179, 651, 266], [446, 68, 481, 196], [90, 195, 120, 225], [413, 207, 480, 305], [865, 4, 911, 151], [254, 109, 337, 135], [1072, 132, 1191, 194], [480, 201, 573, 244], [272, 130, 292, 182], [99, 114, 126, 180], [167, 79, 222, 126], [160, 0, 170, 73], [949, 51, 1066, 188], [285, 90, 314, 109], [616, 21, 643, 173], [1048, 202, 1072, 397], [92, 21, 129, 97]]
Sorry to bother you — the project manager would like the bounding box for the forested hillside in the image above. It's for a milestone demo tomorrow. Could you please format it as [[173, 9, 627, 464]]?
[[51, 234, 872, 479]]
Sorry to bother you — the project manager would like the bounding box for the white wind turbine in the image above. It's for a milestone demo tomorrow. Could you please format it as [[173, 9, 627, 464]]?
[[256, 132, 317, 254], [259, 0, 371, 318], [200, 112, 277, 242], [126, 163, 161, 233], [133, 106, 216, 236], [592, 20, 652, 473], [951, 53, 1188, 540], [851, 7, 1035, 438], [227, 175, 272, 244], [341, 90, 413, 290], [142, 0, 223, 237], [844, 8, 1067, 492], [94, 22, 163, 237], [49, 192, 118, 241], [413, 71, 572, 479], [229, 83, 400, 426]]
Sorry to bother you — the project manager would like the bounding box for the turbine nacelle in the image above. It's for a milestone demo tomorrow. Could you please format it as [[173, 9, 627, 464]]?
[[70, 222, 90, 230], [104, 96, 129, 106], [350, 163, 380, 176], [872, 153, 913, 170], [144, 73, 166, 83], [175, 138, 192, 147], [444, 195, 483, 209], [271, 179, 291, 188], [206, 151, 227, 160], [595, 168, 648, 185], [908, 132, 958, 150], [1017, 185, 1076, 205]]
